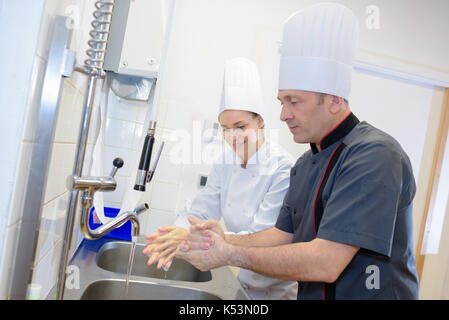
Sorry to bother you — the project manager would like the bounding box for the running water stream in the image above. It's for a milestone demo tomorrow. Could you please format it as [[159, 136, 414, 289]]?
[[124, 236, 137, 298]]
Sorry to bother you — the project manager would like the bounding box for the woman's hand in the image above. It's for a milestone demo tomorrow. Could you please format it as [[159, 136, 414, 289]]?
[[187, 216, 225, 241], [142, 226, 188, 270]]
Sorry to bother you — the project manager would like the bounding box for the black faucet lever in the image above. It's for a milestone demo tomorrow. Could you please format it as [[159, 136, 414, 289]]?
[[134, 121, 157, 192], [110, 157, 124, 178]]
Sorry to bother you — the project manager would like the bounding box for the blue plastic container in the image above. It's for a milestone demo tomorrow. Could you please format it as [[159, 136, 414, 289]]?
[[88, 207, 132, 241]]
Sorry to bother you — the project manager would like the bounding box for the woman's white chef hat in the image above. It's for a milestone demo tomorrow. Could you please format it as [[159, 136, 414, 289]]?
[[219, 57, 266, 120], [278, 2, 360, 101]]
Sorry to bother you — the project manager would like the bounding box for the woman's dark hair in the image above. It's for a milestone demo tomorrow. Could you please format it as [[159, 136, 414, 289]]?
[[248, 111, 265, 129]]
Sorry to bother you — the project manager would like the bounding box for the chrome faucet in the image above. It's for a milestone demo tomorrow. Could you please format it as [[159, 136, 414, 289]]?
[[67, 158, 149, 240]]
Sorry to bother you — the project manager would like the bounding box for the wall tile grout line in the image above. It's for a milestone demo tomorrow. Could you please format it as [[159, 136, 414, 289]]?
[[31, 238, 63, 273], [42, 191, 69, 207]]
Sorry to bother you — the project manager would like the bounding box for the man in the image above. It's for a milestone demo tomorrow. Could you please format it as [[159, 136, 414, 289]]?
[[176, 2, 419, 300]]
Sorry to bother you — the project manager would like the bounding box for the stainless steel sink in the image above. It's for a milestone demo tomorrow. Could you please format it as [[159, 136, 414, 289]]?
[[96, 241, 212, 282], [53, 238, 250, 300], [80, 280, 221, 300]]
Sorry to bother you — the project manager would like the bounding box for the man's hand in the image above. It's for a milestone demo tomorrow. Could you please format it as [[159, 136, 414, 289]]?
[[176, 229, 237, 271], [175, 216, 248, 271], [181, 216, 224, 251], [142, 226, 188, 270]]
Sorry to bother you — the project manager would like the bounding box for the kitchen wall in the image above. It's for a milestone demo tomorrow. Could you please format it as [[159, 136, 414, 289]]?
[[0, 0, 177, 300], [100, 89, 177, 236], [0, 0, 47, 299], [0, 0, 102, 299]]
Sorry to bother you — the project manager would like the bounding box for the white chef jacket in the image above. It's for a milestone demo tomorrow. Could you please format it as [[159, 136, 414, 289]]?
[[174, 141, 298, 300]]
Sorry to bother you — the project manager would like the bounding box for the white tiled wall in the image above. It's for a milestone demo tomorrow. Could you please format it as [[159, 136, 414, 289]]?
[[100, 89, 181, 231], [0, 0, 192, 300], [0, 0, 101, 299], [0, 0, 47, 298]]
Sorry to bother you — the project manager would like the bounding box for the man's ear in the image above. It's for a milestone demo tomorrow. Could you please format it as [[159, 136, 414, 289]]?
[[329, 95, 344, 114]]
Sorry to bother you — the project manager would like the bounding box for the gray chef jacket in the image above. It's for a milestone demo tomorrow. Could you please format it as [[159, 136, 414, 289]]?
[[275, 113, 419, 300]]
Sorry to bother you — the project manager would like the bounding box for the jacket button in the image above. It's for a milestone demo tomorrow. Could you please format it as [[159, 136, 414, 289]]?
[[293, 209, 297, 215], [292, 169, 296, 176]]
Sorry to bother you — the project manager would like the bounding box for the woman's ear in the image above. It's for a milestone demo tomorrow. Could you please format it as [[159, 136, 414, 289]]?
[[257, 115, 265, 129]]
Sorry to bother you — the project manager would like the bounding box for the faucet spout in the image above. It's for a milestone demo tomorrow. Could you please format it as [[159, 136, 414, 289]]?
[[80, 203, 149, 240], [129, 214, 140, 237]]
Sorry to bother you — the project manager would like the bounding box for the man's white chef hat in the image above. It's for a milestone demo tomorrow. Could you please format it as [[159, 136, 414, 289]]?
[[278, 2, 360, 101], [219, 57, 266, 120]]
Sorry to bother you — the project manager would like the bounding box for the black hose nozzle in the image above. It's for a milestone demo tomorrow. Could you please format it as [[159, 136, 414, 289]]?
[[134, 133, 155, 192]]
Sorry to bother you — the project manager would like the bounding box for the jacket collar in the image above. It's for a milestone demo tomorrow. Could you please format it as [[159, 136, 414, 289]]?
[[310, 112, 360, 154], [243, 140, 269, 168], [223, 140, 269, 168]]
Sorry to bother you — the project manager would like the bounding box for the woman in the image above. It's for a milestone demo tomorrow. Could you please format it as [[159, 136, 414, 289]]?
[[143, 57, 297, 299]]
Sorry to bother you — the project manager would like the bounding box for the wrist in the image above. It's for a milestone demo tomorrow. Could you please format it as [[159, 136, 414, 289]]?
[[227, 244, 248, 268], [224, 233, 239, 246]]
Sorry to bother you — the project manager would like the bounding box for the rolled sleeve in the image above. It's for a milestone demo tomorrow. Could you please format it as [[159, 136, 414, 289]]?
[[275, 202, 294, 234]]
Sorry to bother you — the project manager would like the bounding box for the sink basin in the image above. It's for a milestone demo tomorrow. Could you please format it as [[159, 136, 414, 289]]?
[[96, 241, 212, 282], [80, 280, 221, 300], [52, 238, 249, 300]]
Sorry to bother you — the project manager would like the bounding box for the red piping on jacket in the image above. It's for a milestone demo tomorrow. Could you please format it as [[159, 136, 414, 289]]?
[[318, 112, 352, 150], [312, 143, 343, 300], [312, 143, 342, 237]]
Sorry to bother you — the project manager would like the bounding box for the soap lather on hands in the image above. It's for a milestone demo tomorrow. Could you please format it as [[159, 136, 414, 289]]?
[[142, 216, 225, 271], [142, 216, 219, 270], [176, 216, 240, 272]]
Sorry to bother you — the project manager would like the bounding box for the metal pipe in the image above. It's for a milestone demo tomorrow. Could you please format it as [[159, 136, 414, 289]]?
[[56, 0, 115, 300], [79, 203, 148, 240], [56, 75, 98, 300]]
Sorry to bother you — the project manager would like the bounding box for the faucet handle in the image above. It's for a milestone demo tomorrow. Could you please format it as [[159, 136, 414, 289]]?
[[113, 157, 124, 168], [66, 158, 122, 194], [147, 141, 164, 183], [110, 157, 124, 178]]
